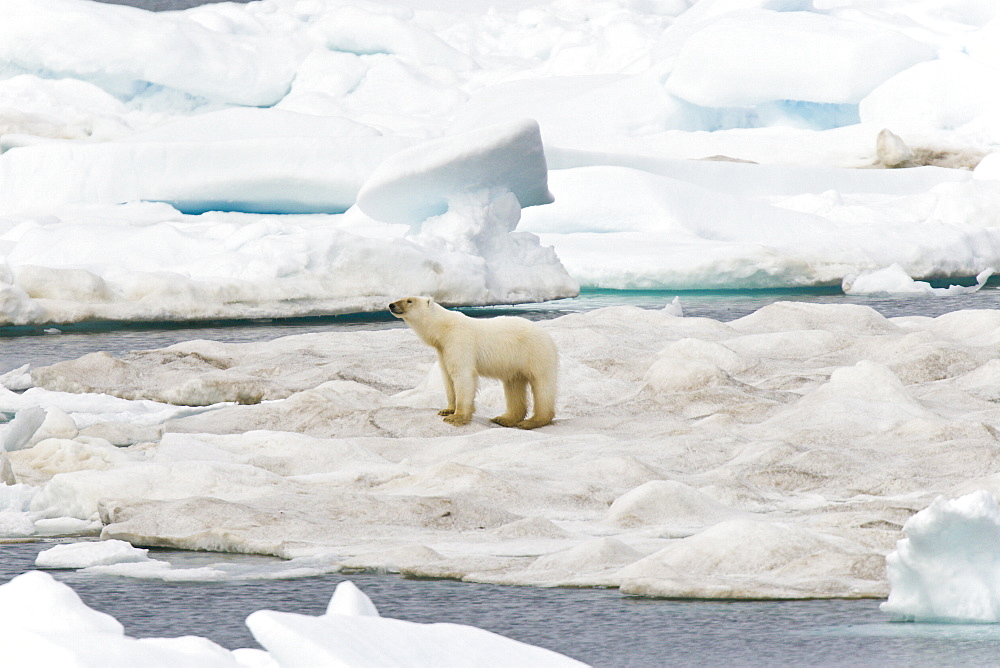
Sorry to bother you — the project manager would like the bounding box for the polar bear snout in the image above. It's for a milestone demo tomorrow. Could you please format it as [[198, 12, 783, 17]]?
[[389, 301, 403, 315]]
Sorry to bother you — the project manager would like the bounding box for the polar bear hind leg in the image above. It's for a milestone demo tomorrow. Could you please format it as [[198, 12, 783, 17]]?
[[491, 377, 529, 427], [516, 372, 556, 430]]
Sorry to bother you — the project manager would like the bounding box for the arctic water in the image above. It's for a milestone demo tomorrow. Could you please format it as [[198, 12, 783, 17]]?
[[5, 288, 1000, 665], [4, 540, 1000, 668]]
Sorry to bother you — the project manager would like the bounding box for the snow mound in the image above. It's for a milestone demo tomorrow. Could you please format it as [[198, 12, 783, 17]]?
[[604, 480, 737, 529]]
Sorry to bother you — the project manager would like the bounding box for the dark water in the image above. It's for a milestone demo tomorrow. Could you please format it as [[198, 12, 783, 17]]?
[[4, 541, 1000, 666], [93, 0, 256, 11], [4, 287, 1000, 373]]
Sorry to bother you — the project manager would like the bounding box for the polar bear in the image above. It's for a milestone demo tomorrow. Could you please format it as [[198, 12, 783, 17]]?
[[389, 296, 557, 429]]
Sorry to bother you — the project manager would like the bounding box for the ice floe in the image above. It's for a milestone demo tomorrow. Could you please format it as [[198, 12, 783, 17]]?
[[4, 302, 1000, 600]]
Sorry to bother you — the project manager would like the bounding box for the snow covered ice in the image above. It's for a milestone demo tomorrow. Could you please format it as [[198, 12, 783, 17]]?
[[4, 0, 1000, 321], [0, 571, 584, 667], [5, 301, 1000, 603]]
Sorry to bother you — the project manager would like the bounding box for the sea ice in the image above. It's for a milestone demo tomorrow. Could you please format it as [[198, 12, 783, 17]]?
[[5, 302, 1000, 598], [2, 0, 1000, 321], [0, 119, 576, 323], [35, 538, 151, 569], [247, 580, 588, 667]]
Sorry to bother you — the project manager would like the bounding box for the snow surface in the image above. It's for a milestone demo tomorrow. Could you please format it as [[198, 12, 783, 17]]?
[[3, 0, 1000, 322], [5, 302, 1000, 601], [0, 572, 582, 667]]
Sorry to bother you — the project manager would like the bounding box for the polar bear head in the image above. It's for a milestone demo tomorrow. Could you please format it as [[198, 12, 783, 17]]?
[[388, 296, 434, 319]]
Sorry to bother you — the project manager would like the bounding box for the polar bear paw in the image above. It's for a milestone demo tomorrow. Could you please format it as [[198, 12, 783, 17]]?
[[515, 417, 551, 430], [443, 413, 471, 426], [491, 415, 520, 428]]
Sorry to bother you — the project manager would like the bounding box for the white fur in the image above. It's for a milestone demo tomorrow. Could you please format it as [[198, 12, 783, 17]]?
[[389, 296, 557, 429]]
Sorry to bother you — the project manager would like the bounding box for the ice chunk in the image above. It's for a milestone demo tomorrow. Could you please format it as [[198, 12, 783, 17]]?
[[126, 107, 382, 144], [0, 406, 46, 452], [843, 264, 994, 296], [356, 119, 554, 227], [882, 491, 1000, 623], [0, 570, 122, 634], [35, 539, 151, 569], [14, 301, 1000, 599], [875, 129, 916, 168], [325, 580, 380, 618], [0, 573, 241, 667], [0, 279, 45, 325], [247, 581, 588, 668], [0, 482, 36, 535], [0, 365, 33, 392], [0, 451, 14, 485], [974, 153, 1000, 180]]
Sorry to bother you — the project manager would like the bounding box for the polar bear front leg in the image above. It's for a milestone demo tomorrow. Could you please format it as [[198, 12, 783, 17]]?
[[436, 354, 456, 416], [442, 354, 476, 426]]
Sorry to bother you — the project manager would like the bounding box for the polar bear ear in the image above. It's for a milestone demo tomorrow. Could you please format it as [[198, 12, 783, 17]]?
[[424, 296, 435, 306]]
